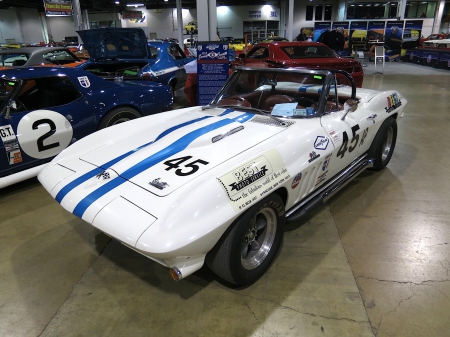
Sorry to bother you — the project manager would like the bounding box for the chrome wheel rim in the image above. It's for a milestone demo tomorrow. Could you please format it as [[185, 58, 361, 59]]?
[[381, 126, 394, 161], [112, 117, 131, 125], [241, 207, 277, 270]]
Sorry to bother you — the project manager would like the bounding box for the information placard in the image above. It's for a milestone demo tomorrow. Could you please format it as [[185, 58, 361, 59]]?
[[197, 42, 229, 106]]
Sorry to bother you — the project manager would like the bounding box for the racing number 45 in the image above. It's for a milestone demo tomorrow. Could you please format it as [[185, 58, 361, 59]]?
[[164, 156, 209, 176], [337, 124, 369, 158]]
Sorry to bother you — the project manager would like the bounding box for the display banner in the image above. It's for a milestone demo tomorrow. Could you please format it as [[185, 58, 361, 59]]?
[[43, 0, 73, 16], [197, 42, 229, 106], [349, 21, 368, 52], [313, 22, 332, 42], [367, 21, 385, 42], [332, 21, 350, 56], [402, 20, 423, 49], [385, 21, 404, 55]]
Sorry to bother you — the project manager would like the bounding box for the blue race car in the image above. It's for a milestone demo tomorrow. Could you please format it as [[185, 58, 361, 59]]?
[[76, 28, 194, 94], [0, 66, 172, 188]]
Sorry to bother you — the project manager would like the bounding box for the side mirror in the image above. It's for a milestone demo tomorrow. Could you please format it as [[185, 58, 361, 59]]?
[[341, 99, 358, 121]]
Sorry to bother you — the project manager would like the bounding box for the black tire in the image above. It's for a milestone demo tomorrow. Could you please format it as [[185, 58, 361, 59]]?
[[99, 107, 141, 129], [206, 194, 285, 286], [368, 117, 397, 170]]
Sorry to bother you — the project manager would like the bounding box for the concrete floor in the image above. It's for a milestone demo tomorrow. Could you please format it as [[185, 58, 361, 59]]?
[[1, 63, 449, 337]]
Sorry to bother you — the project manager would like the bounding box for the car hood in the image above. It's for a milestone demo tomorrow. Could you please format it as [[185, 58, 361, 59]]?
[[283, 58, 361, 68], [77, 27, 149, 61], [78, 108, 289, 196]]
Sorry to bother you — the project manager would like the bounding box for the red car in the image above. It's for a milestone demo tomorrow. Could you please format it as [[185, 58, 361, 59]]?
[[419, 33, 449, 46], [232, 41, 364, 87]]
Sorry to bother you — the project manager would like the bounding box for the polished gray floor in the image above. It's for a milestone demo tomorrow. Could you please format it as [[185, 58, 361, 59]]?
[[1, 63, 449, 336]]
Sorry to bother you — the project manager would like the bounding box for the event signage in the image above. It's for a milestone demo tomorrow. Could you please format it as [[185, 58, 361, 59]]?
[[43, 0, 73, 16], [197, 42, 229, 106], [313, 22, 332, 42], [122, 11, 143, 19]]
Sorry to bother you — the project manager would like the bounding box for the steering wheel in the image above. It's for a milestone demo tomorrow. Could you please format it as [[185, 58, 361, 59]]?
[[14, 99, 28, 111], [295, 96, 316, 107], [217, 96, 251, 107]]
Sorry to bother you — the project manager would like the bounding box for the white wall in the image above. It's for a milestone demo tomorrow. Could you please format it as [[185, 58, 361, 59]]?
[[0, 9, 25, 43], [46, 16, 78, 42], [121, 8, 196, 40]]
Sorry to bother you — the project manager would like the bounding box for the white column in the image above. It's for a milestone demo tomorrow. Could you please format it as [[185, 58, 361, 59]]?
[[433, 0, 446, 33], [338, 0, 346, 21], [176, 0, 184, 48], [208, 0, 217, 40], [197, 0, 209, 41], [72, 0, 82, 31], [287, 0, 294, 41], [398, 0, 407, 20]]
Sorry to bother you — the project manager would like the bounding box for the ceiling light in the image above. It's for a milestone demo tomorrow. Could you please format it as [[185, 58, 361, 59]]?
[[126, 3, 144, 7]]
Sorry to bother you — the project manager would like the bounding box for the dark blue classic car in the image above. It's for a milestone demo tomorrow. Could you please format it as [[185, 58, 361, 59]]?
[[76, 28, 194, 93], [0, 66, 172, 188]]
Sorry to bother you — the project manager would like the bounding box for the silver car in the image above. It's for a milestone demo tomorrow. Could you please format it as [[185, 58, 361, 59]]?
[[0, 47, 82, 67]]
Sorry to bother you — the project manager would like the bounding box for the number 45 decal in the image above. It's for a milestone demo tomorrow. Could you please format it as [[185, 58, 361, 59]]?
[[164, 156, 209, 176], [336, 124, 369, 158]]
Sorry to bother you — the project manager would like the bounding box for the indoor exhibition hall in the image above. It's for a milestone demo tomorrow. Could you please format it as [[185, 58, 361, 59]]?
[[1, 0, 450, 336]]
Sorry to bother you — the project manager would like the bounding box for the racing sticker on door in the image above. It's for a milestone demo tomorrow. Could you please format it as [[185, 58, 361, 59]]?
[[217, 148, 290, 213], [0, 125, 23, 165], [17, 110, 73, 159]]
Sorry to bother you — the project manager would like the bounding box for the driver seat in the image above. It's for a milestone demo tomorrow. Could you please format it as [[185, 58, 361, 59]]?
[[260, 95, 294, 111]]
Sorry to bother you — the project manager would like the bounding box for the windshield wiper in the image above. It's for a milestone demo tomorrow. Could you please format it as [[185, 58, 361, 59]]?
[[202, 104, 287, 126]]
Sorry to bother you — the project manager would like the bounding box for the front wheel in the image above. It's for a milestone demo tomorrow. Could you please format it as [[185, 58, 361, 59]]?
[[368, 117, 397, 170], [206, 194, 285, 286], [99, 107, 141, 129]]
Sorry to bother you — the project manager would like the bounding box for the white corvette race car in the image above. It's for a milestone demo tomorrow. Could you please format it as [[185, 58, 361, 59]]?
[[39, 67, 407, 286]]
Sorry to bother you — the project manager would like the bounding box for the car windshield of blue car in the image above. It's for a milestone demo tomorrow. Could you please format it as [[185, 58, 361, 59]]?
[[212, 69, 327, 118], [281, 46, 336, 59], [0, 53, 29, 66]]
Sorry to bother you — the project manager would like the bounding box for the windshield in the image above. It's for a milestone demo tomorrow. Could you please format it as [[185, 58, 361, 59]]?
[[0, 53, 29, 66], [281, 45, 336, 59], [211, 69, 328, 118]]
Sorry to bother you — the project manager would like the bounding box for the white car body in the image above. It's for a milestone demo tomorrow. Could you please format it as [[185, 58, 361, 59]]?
[[423, 38, 450, 48], [39, 67, 407, 286]]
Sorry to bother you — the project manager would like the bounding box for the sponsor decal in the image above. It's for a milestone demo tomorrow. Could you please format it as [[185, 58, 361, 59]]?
[[328, 129, 340, 144], [96, 171, 111, 180], [77, 76, 90, 88], [149, 178, 169, 190], [314, 136, 329, 150], [385, 93, 402, 113], [0, 125, 23, 165], [308, 151, 320, 163], [315, 171, 328, 186], [410, 52, 414, 60], [217, 149, 290, 213], [291, 172, 302, 189], [427, 54, 431, 63], [212, 125, 244, 143], [322, 153, 332, 171]]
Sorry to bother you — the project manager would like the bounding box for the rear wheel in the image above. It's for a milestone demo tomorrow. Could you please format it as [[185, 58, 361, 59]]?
[[368, 117, 397, 170], [99, 107, 141, 129], [206, 194, 285, 286]]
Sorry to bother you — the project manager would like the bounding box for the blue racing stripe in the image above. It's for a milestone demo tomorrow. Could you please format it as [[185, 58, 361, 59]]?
[[72, 113, 254, 218], [55, 115, 213, 203], [218, 109, 235, 116]]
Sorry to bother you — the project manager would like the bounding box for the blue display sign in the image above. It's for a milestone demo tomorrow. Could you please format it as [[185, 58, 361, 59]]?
[[197, 42, 230, 106]]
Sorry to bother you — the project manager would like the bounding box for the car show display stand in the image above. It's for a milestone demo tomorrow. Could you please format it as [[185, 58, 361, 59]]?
[[374, 43, 385, 75]]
